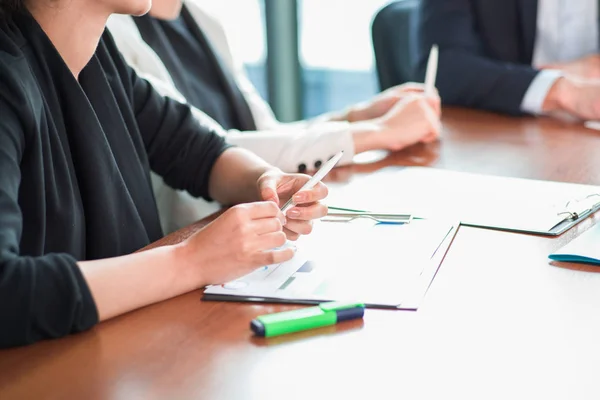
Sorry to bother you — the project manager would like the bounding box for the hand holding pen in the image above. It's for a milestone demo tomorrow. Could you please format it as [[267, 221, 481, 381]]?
[[256, 151, 344, 240]]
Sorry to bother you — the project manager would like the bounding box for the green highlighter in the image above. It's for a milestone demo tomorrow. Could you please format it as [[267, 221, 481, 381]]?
[[250, 302, 365, 337]]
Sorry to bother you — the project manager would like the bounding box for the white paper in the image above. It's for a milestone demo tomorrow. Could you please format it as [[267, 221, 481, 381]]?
[[204, 219, 456, 308]]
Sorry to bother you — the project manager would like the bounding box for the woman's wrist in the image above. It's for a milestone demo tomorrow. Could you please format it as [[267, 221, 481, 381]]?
[[210, 148, 282, 205], [171, 241, 206, 291], [350, 120, 385, 154]]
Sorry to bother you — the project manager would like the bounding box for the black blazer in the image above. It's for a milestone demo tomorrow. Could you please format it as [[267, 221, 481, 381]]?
[[418, 0, 540, 115], [0, 12, 229, 347]]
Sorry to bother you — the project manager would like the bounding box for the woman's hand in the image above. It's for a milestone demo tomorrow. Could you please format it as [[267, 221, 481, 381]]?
[[257, 170, 329, 241], [181, 201, 293, 286], [347, 82, 441, 122], [373, 93, 442, 151]]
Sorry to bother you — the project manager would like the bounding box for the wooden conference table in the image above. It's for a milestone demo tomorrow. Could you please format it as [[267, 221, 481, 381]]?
[[2, 108, 600, 400]]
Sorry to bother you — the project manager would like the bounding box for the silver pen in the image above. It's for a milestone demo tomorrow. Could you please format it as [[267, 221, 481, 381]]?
[[281, 151, 344, 214]]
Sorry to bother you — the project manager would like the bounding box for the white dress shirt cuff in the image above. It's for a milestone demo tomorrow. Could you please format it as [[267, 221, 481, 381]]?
[[520, 69, 564, 115]]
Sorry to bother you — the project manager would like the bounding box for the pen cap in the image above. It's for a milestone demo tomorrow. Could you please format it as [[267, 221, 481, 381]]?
[[320, 302, 365, 323], [335, 307, 365, 322]]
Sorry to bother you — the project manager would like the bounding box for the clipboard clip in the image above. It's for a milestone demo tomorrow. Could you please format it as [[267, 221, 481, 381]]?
[[323, 206, 413, 224], [557, 193, 600, 220]]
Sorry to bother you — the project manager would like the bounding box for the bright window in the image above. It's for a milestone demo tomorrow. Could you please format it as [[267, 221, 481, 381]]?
[[299, 0, 392, 118]]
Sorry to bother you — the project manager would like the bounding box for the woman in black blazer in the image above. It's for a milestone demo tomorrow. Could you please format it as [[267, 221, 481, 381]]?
[[0, 0, 327, 347]]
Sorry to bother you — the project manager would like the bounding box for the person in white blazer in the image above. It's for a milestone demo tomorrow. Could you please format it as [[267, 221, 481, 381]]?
[[107, 0, 442, 233]]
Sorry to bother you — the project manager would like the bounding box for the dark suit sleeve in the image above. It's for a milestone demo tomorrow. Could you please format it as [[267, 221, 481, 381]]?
[[128, 64, 231, 200], [0, 95, 98, 348], [418, 0, 540, 115]]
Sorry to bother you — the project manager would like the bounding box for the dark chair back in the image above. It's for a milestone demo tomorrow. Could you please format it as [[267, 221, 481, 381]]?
[[371, 0, 421, 91]]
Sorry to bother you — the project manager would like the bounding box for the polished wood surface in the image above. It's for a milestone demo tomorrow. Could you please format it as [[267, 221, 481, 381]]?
[[3, 108, 600, 400]]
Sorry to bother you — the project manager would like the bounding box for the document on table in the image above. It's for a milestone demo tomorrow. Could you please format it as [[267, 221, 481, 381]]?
[[324, 167, 600, 236], [203, 219, 458, 310]]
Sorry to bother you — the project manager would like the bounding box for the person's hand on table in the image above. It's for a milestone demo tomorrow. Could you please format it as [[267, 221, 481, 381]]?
[[346, 82, 441, 122], [366, 93, 442, 152], [180, 158, 328, 286], [540, 54, 600, 81], [180, 201, 291, 285], [543, 76, 600, 120], [257, 169, 329, 241]]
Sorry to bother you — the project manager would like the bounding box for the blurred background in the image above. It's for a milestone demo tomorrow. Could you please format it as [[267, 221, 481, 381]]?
[[195, 0, 393, 121]]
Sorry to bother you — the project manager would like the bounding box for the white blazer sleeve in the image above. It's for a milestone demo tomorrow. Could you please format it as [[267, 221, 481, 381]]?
[[225, 122, 355, 173]]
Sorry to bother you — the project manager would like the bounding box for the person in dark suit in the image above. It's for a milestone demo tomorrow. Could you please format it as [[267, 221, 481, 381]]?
[[418, 0, 600, 120]]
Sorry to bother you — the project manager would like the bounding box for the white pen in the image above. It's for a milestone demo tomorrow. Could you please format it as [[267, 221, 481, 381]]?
[[425, 44, 439, 97], [280, 150, 344, 214]]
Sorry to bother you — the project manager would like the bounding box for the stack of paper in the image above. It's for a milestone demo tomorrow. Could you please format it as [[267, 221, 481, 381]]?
[[204, 219, 458, 309]]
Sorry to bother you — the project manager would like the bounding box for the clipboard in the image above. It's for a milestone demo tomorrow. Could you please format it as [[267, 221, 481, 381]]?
[[324, 167, 600, 236], [547, 194, 600, 236], [203, 219, 459, 310]]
